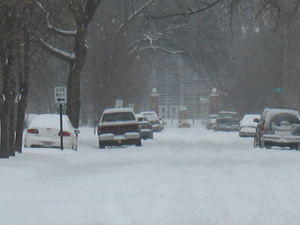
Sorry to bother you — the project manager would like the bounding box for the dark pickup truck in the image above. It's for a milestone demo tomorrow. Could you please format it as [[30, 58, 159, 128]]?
[[97, 108, 141, 149]]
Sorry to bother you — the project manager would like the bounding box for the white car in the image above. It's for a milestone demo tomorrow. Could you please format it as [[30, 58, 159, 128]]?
[[239, 114, 260, 137], [140, 111, 161, 132], [24, 114, 79, 150]]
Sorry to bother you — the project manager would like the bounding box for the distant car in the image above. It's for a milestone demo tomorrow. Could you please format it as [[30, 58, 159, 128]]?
[[159, 117, 166, 130], [178, 120, 191, 128], [239, 114, 261, 137], [140, 111, 161, 132], [136, 114, 154, 140], [214, 111, 239, 131], [254, 108, 300, 149], [217, 111, 239, 119], [24, 114, 79, 150], [206, 114, 218, 130], [98, 108, 141, 149]]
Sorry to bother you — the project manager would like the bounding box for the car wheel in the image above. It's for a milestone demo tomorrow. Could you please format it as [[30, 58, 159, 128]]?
[[254, 135, 259, 148], [135, 139, 142, 147], [99, 141, 105, 149], [149, 133, 154, 139], [259, 138, 265, 148]]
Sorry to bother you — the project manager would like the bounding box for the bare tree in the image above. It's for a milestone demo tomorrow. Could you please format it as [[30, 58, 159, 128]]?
[[36, 0, 102, 128], [0, 0, 35, 157]]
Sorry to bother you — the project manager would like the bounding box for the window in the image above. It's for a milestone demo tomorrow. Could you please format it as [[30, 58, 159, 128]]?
[[102, 112, 135, 122]]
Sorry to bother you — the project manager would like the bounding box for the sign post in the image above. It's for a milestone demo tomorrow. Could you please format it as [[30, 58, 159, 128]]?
[[55, 87, 67, 150]]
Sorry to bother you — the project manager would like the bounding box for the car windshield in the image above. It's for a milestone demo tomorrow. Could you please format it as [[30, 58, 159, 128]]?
[[270, 113, 300, 125], [218, 117, 239, 123], [219, 113, 238, 119], [102, 112, 135, 122]]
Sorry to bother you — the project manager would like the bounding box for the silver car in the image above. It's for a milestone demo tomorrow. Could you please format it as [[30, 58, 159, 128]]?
[[254, 108, 300, 149]]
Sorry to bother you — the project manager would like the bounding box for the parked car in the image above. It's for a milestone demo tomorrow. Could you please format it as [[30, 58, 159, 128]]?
[[98, 108, 141, 149], [140, 111, 161, 132], [206, 114, 218, 130], [239, 114, 261, 137], [159, 117, 166, 130], [136, 114, 154, 140], [254, 108, 300, 149], [214, 111, 240, 131], [178, 120, 191, 128], [24, 114, 79, 150]]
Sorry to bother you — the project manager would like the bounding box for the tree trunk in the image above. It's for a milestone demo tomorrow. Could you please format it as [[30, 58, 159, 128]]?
[[15, 27, 30, 153], [66, 26, 87, 128], [1, 63, 15, 158], [0, 13, 16, 158]]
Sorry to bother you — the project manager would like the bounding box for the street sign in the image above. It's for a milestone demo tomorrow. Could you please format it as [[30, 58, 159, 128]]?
[[116, 99, 123, 108], [55, 87, 67, 103], [273, 88, 284, 93], [54, 87, 67, 150]]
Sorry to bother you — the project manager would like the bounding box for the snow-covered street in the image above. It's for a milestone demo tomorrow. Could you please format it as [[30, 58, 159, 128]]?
[[1, 124, 300, 225]]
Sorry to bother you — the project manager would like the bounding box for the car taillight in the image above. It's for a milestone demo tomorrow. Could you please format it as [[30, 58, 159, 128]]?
[[59, 131, 71, 136], [135, 124, 140, 132], [27, 129, 39, 134], [97, 127, 102, 135]]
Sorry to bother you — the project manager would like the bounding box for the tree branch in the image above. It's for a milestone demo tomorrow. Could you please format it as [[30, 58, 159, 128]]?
[[38, 38, 75, 62], [149, 0, 222, 19], [138, 45, 183, 54], [0, 0, 9, 8], [36, 1, 77, 37], [129, 24, 186, 55], [118, 0, 157, 31]]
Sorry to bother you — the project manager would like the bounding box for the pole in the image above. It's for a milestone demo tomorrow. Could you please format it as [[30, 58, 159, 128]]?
[[60, 103, 63, 151]]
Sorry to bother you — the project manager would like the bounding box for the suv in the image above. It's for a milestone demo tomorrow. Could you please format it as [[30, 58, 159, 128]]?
[[97, 108, 141, 149], [254, 108, 300, 149]]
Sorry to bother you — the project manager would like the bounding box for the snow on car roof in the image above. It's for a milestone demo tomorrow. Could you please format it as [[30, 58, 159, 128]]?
[[28, 114, 74, 130], [219, 111, 238, 114], [141, 111, 157, 115], [102, 107, 135, 114], [240, 114, 261, 126], [135, 113, 145, 118], [241, 114, 261, 120], [265, 108, 300, 121], [140, 111, 159, 121]]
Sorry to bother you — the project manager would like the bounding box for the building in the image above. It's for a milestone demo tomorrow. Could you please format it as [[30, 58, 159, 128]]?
[[147, 54, 212, 120]]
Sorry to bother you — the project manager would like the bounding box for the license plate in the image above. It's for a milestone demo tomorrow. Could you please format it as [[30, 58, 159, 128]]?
[[43, 142, 52, 147]]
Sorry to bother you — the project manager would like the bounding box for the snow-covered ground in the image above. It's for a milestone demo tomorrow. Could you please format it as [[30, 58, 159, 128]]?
[[1, 123, 300, 225]]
